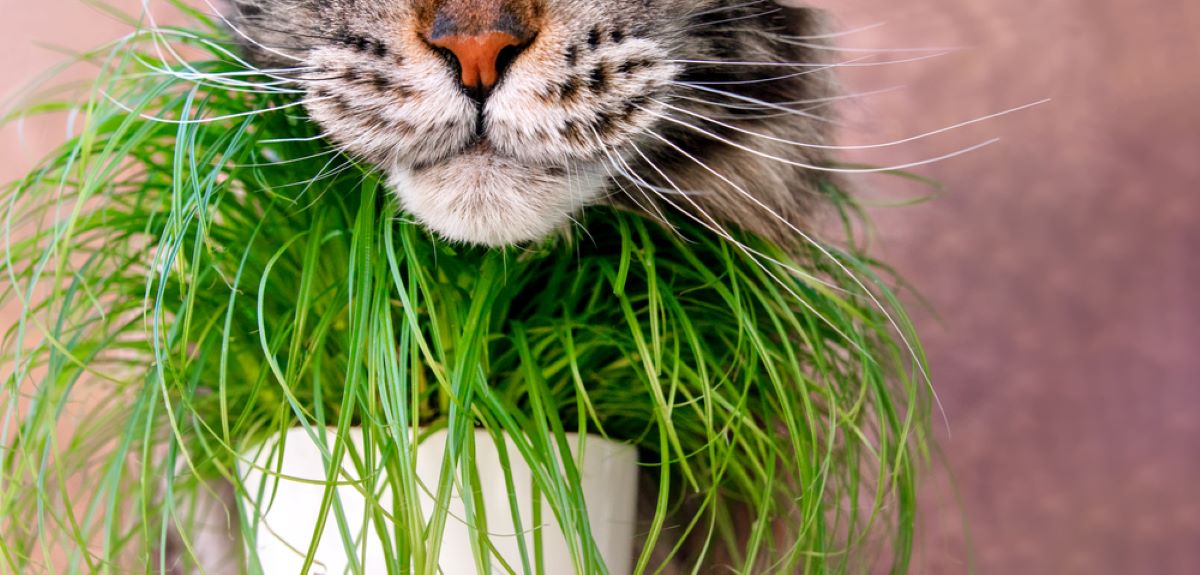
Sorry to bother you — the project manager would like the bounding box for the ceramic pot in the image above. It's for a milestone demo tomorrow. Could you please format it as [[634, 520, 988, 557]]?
[[235, 427, 639, 574]]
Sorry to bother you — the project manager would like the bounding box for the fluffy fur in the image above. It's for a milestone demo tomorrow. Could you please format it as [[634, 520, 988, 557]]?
[[228, 0, 836, 246]]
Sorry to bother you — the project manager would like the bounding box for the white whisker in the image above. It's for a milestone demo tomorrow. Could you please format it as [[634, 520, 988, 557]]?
[[669, 83, 840, 124], [589, 129, 681, 236], [772, 38, 964, 54], [612, 140, 867, 356], [239, 147, 341, 168], [101, 91, 331, 125], [666, 51, 948, 69], [638, 126, 948, 429], [645, 104, 1002, 173], [686, 0, 771, 20], [766, 21, 890, 41], [684, 8, 783, 31], [683, 56, 873, 87], [670, 85, 902, 112], [259, 132, 335, 145], [192, 0, 308, 63], [654, 97, 1050, 152]]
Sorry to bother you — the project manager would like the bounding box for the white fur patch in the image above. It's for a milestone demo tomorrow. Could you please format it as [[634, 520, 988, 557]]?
[[387, 150, 607, 246]]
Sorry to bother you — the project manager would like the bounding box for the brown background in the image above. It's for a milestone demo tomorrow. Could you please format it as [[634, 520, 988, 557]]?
[[814, 1, 1200, 573], [2, 1, 1197, 573]]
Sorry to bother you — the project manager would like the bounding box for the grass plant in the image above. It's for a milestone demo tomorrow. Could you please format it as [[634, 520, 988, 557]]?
[[1, 3, 930, 573]]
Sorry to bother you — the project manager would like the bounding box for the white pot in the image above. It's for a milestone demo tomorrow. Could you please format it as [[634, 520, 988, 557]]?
[[236, 427, 639, 574]]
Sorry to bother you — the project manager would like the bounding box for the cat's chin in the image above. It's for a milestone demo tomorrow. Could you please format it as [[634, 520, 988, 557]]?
[[387, 151, 607, 247]]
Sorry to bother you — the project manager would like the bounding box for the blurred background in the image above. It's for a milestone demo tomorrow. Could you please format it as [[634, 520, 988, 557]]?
[[2, 0, 1197, 573]]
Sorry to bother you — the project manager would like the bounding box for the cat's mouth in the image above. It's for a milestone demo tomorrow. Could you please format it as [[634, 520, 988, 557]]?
[[463, 138, 494, 155], [417, 133, 583, 175], [408, 136, 501, 172], [408, 136, 552, 174], [388, 140, 607, 247], [457, 136, 512, 161]]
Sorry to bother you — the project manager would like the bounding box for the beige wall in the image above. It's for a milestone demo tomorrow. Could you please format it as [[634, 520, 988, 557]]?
[[0, 0, 146, 181], [814, 2, 1200, 573], [2, 1, 1197, 573]]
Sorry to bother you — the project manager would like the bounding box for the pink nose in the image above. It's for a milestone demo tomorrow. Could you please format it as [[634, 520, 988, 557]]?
[[427, 31, 525, 92]]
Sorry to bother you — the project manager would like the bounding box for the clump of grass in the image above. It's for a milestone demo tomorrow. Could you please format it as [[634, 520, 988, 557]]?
[[1, 4, 929, 574]]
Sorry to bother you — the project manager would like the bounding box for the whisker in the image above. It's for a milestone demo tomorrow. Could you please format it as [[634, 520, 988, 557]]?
[[686, 0, 771, 20], [654, 97, 1050, 152], [232, 19, 347, 45], [589, 129, 681, 237], [643, 104, 1001, 173], [673, 81, 865, 123], [605, 144, 845, 295], [683, 8, 783, 32], [239, 147, 341, 169], [668, 86, 902, 122], [126, 59, 310, 95], [561, 157, 598, 249], [670, 84, 836, 125], [191, 0, 308, 63], [759, 21, 891, 41], [613, 140, 864, 349], [637, 126, 948, 429], [668, 51, 949, 69], [294, 156, 359, 194], [141, 66, 317, 85], [681, 55, 872, 87], [769, 37, 964, 55], [670, 86, 899, 110], [259, 132, 335, 145], [124, 26, 310, 96], [101, 91, 331, 125], [675, 49, 947, 94]]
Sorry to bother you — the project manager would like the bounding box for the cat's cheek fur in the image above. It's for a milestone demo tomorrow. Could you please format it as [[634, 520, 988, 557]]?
[[302, 46, 479, 168], [387, 156, 607, 246], [483, 31, 680, 163]]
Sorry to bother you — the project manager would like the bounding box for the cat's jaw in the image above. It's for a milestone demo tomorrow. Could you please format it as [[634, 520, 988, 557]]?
[[387, 146, 608, 246]]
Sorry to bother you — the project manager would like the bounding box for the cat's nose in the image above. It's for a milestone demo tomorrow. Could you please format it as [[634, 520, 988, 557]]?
[[424, 2, 537, 100], [428, 32, 527, 97]]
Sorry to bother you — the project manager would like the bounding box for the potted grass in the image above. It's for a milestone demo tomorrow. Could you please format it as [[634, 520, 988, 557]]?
[[1, 3, 930, 574]]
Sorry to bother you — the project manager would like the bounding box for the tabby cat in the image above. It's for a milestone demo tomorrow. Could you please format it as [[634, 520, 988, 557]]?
[[227, 0, 837, 246]]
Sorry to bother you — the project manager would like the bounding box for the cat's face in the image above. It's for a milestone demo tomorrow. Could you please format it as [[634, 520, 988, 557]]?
[[230, 0, 833, 246]]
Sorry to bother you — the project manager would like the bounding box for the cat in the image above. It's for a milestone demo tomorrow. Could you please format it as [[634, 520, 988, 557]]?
[[181, 2, 841, 572], [225, 0, 838, 247]]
